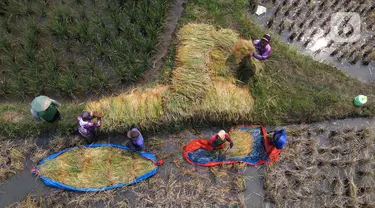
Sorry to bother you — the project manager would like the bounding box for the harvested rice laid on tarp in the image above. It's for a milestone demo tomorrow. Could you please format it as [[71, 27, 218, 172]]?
[[183, 126, 282, 167], [226, 128, 254, 157], [34, 144, 161, 192]]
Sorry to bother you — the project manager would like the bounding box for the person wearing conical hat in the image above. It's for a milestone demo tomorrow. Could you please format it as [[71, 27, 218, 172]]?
[[30, 95, 63, 123], [252, 34, 272, 60], [208, 130, 234, 159]]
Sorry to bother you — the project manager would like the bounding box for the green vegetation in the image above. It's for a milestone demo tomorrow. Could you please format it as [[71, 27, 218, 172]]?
[[1, 0, 375, 138], [39, 147, 156, 188], [0, 0, 170, 98], [180, 0, 375, 125], [0, 103, 83, 138]]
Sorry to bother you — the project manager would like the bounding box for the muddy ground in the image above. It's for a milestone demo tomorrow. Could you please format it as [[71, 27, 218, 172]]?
[[1, 128, 249, 208], [251, 0, 375, 82], [1, 118, 374, 208]]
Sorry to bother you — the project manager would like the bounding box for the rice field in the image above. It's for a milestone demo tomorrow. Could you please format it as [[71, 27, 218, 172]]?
[[0, 0, 170, 98], [264, 126, 375, 207], [0, 139, 35, 183], [256, 0, 375, 66], [39, 147, 156, 188]]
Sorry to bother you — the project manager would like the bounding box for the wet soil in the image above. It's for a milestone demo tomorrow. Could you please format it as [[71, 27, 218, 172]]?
[[250, 0, 375, 82], [1, 117, 374, 207]]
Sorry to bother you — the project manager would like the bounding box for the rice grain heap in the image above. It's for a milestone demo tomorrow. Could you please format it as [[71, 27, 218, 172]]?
[[39, 147, 156, 188], [226, 129, 254, 157]]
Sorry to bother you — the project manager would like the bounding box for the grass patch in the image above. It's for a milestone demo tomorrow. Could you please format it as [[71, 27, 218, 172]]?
[[226, 128, 253, 157], [39, 147, 156, 188], [0, 103, 83, 139]]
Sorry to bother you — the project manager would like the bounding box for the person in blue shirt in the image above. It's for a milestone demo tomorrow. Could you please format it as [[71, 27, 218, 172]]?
[[272, 129, 287, 150], [127, 128, 145, 151]]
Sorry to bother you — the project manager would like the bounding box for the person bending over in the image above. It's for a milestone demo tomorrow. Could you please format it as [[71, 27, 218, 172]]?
[[208, 130, 234, 159]]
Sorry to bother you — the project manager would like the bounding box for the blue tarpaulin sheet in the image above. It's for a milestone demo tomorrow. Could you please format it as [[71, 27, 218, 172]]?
[[37, 144, 159, 192], [186, 126, 268, 166]]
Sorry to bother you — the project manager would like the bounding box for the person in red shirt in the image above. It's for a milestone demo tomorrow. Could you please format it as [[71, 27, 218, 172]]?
[[208, 130, 234, 159]]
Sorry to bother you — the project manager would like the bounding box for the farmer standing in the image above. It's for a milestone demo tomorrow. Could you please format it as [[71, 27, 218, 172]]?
[[77, 111, 102, 141], [30, 95, 63, 123], [127, 128, 145, 151], [252, 34, 272, 60], [208, 130, 234, 159]]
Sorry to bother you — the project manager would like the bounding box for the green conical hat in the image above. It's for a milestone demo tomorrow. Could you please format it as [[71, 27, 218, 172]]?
[[30, 96, 52, 112]]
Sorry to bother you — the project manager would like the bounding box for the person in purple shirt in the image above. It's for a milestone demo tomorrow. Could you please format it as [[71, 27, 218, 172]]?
[[77, 111, 101, 142], [252, 34, 272, 60], [127, 128, 145, 151]]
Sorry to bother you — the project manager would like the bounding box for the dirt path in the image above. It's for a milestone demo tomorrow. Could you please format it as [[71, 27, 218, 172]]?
[[137, 0, 187, 84]]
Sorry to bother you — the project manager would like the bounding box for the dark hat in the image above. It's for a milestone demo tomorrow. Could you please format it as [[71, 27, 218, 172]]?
[[127, 130, 140, 138], [262, 34, 271, 42], [81, 111, 91, 121]]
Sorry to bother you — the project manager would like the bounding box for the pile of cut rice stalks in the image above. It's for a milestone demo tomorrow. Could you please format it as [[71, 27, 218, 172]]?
[[226, 129, 254, 157], [39, 147, 156, 188]]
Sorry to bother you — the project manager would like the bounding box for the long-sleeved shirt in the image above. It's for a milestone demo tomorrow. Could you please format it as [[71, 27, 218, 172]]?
[[30, 99, 61, 122], [208, 133, 233, 149], [252, 40, 271, 60], [77, 115, 101, 138], [129, 128, 144, 150]]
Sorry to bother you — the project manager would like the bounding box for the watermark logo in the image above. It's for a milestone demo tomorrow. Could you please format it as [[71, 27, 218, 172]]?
[[330, 12, 361, 43]]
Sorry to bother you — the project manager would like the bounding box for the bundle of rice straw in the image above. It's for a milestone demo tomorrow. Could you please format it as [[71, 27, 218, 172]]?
[[232, 39, 255, 62], [39, 147, 156, 188], [226, 129, 254, 157]]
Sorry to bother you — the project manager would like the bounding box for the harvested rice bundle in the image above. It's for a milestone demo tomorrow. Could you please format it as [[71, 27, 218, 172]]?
[[232, 39, 255, 62], [226, 129, 254, 157], [200, 79, 253, 121], [87, 86, 166, 131], [176, 23, 216, 68], [212, 28, 239, 52], [39, 147, 156, 188], [208, 47, 232, 76]]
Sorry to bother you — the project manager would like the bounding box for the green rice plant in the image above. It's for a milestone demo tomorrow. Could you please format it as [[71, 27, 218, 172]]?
[[91, 66, 112, 94], [0, 0, 30, 17], [0, 32, 14, 56], [47, 4, 74, 39], [24, 61, 43, 95], [57, 69, 78, 97], [37, 48, 60, 93], [9, 71, 29, 98], [73, 20, 91, 42]]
